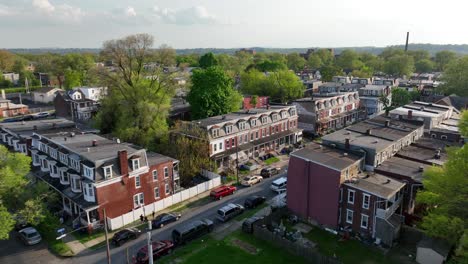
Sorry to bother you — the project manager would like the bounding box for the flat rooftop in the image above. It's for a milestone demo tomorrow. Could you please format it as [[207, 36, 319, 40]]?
[[291, 143, 363, 171], [0, 118, 75, 132], [375, 156, 428, 182], [147, 152, 175, 165], [396, 145, 446, 166], [344, 173, 405, 199]]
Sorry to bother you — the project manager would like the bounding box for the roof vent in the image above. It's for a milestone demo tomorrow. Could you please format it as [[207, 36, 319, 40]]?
[[418, 166, 424, 172], [87, 147, 90, 152], [92, 139, 97, 147], [383, 179, 391, 185], [343, 153, 348, 156], [116, 138, 121, 144], [70, 132, 75, 137], [221, 116, 226, 120]]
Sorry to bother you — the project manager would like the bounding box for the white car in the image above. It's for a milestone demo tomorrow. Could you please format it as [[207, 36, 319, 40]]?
[[241, 175, 263, 187], [18, 227, 42, 245]]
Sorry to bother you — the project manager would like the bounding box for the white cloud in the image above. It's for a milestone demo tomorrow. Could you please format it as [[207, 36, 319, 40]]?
[[125, 6, 136, 17], [32, 0, 55, 14], [152, 5, 217, 25], [0, 4, 16, 16]]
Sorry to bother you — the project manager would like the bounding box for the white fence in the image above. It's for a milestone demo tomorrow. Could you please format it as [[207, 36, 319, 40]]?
[[107, 174, 221, 230]]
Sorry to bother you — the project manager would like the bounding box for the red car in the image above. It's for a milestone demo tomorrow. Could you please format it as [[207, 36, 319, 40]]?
[[210, 185, 237, 200], [134, 240, 174, 263]]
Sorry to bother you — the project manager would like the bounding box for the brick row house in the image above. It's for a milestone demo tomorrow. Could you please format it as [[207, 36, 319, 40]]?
[[176, 105, 303, 171], [1, 124, 179, 230], [54, 90, 99, 122]]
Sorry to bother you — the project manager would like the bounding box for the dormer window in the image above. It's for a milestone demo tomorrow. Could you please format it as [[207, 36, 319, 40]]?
[[225, 125, 233, 134], [290, 109, 296, 116], [103, 166, 113, 179], [272, 114, 278, 122], [212, 128, 219, 138], [238, 122, 246, 130], [251, 119, 257, 127], [132, 159, 140, 170], [281, 111, 287, 119], [83, 165, 94, 180], [73, 93, 82, 100], [261, 116, 268, 124]]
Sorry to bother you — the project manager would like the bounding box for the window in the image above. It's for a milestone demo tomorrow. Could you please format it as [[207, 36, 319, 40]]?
[[165, 183, 170, 195], [362, 194, 370, 209], [348, 189, 355, 204], [219, 142, 223, 150], [103, 166, 113, 179], [133, 193, 144, 208], [255, 131, 259, 139], [135, 175, 141, 188], [262, 116, 268, 124], [290, 109, 296, 116], [59, 152, 68, 165], [164, 167, 169, 178], [225, 125, 233, 134], [132, 159, 140, 170], [60, 171, 69, 184], [346, 209, 354, 224], [281, 111, 287, 119], [83, 166, 94, 180], [154, 187, 160, 199], [361, 214, 369, 228], [213, 143, 217, 151], [153, 170, 158, 181], [250, 133, 254, 141], [71, 176, 81, 192], [272, 114, 278, 122], [212, 129, 219, 138], [239, 122, 246, 130], [238, 135, 243, 145], [251, 119, 257, 127]]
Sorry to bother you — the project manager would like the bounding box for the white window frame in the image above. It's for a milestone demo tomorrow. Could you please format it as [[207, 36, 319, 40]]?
[[362, 193, 370, 209], [60, 170, 69, 184], [154, 187, 160, 199], [251, 119, 257, 127], [272, 114, 278, 122], [59, 152, 68, 165], [239, 122, 246, 130], [135, 175, 141, 188], [346, 209, 354, 224], [71, 175, 82, 193], [83, 165, 94, 180], [348, 189, 355, 204], [165, 183, 170, 195], [133, 193, 144, 208], [360, 214, 369, 229], [213, 143, 217, 151], [103, 166, 113, 179], [152, 170, 158, 181], [225, 125, 233, 134], [164, 167, 169, 178], [212, 128, 219, 138], [262, 116, 268, 124], [132, 159, 140, 170]]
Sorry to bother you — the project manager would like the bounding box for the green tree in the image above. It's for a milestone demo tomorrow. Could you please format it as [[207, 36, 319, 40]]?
[[315, 49, 334, 65], [188, 66, 242, 119], [440, 56, 468, 97], [407, 50, 431, 62], [459, 110, 468, 137], [320, 65, 343, 82], [250, 95, 258, 108], [416, 145, 468, 262], [0, 50, 15, 72], [379, 94, 392, 116], [95, 34, 174, 148], [286, 53, 306, 72], [391, 88, 412, 107], [383, 54, 415, 77], [253, 60, 287, 72], [415, 59, 435, 73], [240, 69, 270, 95], [360, 52, 384, 72], [0, 203, 15, 240], [267, 70, 305, 103], [379, 47, 405, 60], [199, 52, 218, 69], [351, 66, 373, 78], [434, 50, 457, 71], [155, 44, 176, 66], [12, 58, 27, 73], [336, 50, 363, 70], [64, 69, 82, 89], [307, 54, 322, 69], [176, 54, 200, 67]]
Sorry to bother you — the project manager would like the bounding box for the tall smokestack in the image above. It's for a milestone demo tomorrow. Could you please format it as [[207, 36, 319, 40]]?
[[405, 32, 409, 52]]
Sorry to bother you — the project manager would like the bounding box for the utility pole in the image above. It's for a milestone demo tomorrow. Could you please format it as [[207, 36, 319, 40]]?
[[235, 132, 240, 185], [147, 220, 153, 264], [103, 208, 111, 264]]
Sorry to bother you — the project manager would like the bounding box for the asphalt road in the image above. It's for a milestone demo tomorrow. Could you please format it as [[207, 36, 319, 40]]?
[[0, 170, 286, 264], [74, 171, 287, 264]]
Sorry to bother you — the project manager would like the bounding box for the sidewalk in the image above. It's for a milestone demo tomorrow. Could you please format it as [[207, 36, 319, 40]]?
[[67, 190, 213, 255]]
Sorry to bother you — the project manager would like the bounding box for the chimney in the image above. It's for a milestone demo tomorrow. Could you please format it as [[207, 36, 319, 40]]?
[[418, 166, 424, 172], [64, 137, 67, 141], [92, 139, 97, 147], [385, 120, 390, 127], [118, 150, 129, 175], [267, 104, 270, 110], [345, 138, 350, 149], [366, 129, 372, 135], [33, 125, 37, 131], [408, 110, 413, 119]]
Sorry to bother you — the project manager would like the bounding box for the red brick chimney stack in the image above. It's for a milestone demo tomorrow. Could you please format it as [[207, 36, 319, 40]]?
[[118, 150, 128, 176]]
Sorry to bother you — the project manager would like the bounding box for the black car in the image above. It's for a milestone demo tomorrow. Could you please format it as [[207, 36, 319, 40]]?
[[260, 167, 279, 178], [244, 195, 266, 209], [259, 153, 275, 161], [242, 216, 264, 233], [152, 213, 181, 229], [111, 228, 141, 246]]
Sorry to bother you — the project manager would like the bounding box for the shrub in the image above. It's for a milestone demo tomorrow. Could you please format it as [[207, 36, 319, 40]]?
[[36, 212, 73, 256]]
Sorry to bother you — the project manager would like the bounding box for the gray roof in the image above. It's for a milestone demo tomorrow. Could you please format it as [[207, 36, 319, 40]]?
[[291, 143, 363, 171], [0, 118, 75, 133], [396, 145, 447, 166], [436, 95, 468, 111], [375, 156, 428, 182], [417, 236, 451, 257], [147, 152, 176, 166], [344, 173, 405, 199], [32, 87, 62, 94]]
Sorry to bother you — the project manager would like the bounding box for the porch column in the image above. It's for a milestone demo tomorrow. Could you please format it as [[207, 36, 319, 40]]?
[[86, 210, 90, 224]]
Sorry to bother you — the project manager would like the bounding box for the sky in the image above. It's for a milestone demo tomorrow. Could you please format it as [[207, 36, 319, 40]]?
[[0, 0, 467, 49]]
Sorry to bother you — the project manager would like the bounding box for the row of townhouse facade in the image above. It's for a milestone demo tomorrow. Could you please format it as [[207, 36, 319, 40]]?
[[0, 120, 179, 230], [176, 105, 303, 170]]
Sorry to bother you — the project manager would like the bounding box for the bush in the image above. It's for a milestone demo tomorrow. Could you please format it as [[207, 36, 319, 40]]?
[[36, 212, 73, 256], [265, 157, 280, 165]]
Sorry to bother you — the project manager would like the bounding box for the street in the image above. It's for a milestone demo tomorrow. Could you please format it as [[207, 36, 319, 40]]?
[[0, 171, 286, 264]]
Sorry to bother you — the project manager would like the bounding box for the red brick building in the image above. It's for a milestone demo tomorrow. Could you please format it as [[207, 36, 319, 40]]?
[[242, 96, 269, 110]]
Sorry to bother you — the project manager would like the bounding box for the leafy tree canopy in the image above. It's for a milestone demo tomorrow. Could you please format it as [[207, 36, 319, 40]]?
[[199, 52, 218, 69], [440, 56, 468, 97]]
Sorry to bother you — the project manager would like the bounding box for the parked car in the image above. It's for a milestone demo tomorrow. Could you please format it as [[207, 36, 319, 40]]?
[[271, 192, 287, 211], [34, 112, 49, 119], [216, 203, 244, 222], [152, 212, 181, 229], [18, 227, 42, 245], [270, 177, 287, 193], [241, 175, 263, 187], [260, 167, 279, 178], [259, 153, 275, 161], [172, 219, 214, 245], [242, 216, 264, 234], [210, 185, 236, 200], [134, 240, 174, 263], [244, 195, 266, 209], [111, 228, 141, 246]]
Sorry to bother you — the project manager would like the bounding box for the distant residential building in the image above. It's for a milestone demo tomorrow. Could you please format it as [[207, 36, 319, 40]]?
[[389, 101, 455, 130], [2, 72, 20, 85], [75, 86, 107, 101], [33, 72, 50, 86], [236, 48, 256, 55], [175, 105, 302, 171], [0, 98, 28, 118], [32, 87, 64, 104], [372, 78, 398, 86], [358, 85, 392, 117], [351, 78, 371, 85], [243, 96, 269, 110], [169, 98, 191, 121], [300, 48, 334, 59], [54, 90, 99, 121], [332, 76, 351, 84]]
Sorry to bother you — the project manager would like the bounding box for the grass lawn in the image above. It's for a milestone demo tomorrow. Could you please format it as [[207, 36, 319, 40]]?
[[159, 230, 306, 264], [73, 229, 105, 244], [304, 227, 394, 264], [265, 157, 280, 165]]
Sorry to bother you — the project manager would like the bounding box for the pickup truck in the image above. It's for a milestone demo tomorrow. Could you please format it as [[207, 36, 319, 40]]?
[[210, 185, 237, 200]]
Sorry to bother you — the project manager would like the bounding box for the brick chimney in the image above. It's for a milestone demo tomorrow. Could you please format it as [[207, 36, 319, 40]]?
[[385, 120, 390, 127], [345, 138, 350, 149], [366, 129, 372, 135], [118, 150, 128, 176], [408, 110, 413, 119]]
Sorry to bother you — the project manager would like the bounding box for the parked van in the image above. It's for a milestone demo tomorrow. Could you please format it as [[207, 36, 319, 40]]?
[[171, 219, 213, 245], [270, 177, 287, 193], [216, 203, 244, 222]]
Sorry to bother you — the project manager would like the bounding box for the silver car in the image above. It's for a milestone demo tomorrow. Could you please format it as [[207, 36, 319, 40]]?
[[19, 227, 42, 245]]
